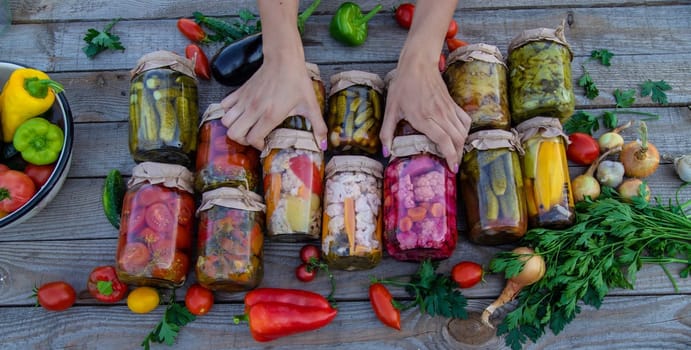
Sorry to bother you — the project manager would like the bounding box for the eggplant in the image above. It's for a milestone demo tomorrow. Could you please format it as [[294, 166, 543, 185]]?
[[210, 33, 264, 86]]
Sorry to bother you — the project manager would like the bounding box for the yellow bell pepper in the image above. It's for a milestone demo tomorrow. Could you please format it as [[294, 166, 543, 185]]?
[[0, 68, 64, 142]]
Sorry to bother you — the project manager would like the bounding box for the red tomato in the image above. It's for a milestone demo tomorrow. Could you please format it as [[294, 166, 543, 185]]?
[[174, 225, 193, 249], [438, 53, 446, 73], [34, 281, 76, 311], [295, 263, 316, 282], [152, 251, 189, 283], [212, 153, 252, 172], [135, 185, 165, 207], [146, 203, 175, 234], [299, 244, 321, 264], [118, 242, 151, 274], [446, 20, 458, 39], [177, 18, 209, 43], [185, 44, 211, 80], [446, 38, 469, 53], [369, 283, 401, 330], [394, 3, 415, 29], [185, 283, 214, 316], [122, 202, 147, 235], [288, 154, 323, 195], [0, 170, 36, 213], [250, 224, 263, 255], [136, 227, 164, 246], [451, 261, 484, 289], [87, 266, 128, 303], [567, 133, 600, 165], [23, 163, 56, 188], [172, 194, 195, 227]]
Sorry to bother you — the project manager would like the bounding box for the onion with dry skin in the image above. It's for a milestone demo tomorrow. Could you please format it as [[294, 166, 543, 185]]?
[[620, 122, 659, 178], [618, 178, 651, 202], [598, 120, 632, 153], [572, 147, 621, 202]]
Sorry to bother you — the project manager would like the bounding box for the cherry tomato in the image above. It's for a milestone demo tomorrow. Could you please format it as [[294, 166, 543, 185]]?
[[185, 283, 214, 316], [135, 185, 165, 207], [212, 153, 252, 172], [34, 281, 76, 311], [446, 38, 469, 53], [177, 18, 209, 43], [446, 20, 458, 39], [122, 202, 147, 235], [185, 43, 211, 80], [438, 53, 446, 73], [295, 263, 316, 282], [118, 242, 151, 274], [174, 225, 193, 249], [451, 261, 484, 289], [394, 3, 415, 29], [0, 170, 36, 213], [127, 286, 160, 314], [146, 203, 175, 234], [24, 163, 55, 188], [369, 283, 401, 330], [299, 244, 321, 264], [567, 132, 600, 165], [87, 266, 128, 303], [152, 251, 189, 283], [250, 224, 263, 255], [172, 194, 195, 227]]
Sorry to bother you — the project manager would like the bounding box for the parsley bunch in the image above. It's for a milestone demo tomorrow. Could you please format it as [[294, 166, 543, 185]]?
[[82, 18, 125, 59], [141, 292, 196, 350], [490, 186, 690, 350]]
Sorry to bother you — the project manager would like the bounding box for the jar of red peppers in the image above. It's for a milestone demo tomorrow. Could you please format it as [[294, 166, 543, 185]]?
[[326, 71, 384, 155], [116, 162, 195, 288], [194, 103, 260, 192], [515, 117, 574, 228], [322, 156, 383, 270], [261, 128, 324, 241], [460, 130, 527, 245], [383, 135, 457, 261], [129, 51, 199, 168], [280, 62, 326, 131], [444, 43, 510, 132], [195, 187, 265, 292]]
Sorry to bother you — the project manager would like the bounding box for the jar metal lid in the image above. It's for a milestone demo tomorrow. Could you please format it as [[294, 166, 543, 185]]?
[[508, 20, 573, 60], [197, 187, 265, 214], [130, 50, 196, 80], [464, 129, 524, 154], [325, 155, 383, 179], [129, 161, 195, 193], [447, 43, 506, 67], [329, 70, 385, 97]]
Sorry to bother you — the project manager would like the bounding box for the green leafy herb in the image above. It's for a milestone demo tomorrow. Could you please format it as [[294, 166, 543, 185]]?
[[578, 70, 599, 100], [142, 292, 196, 350], [563, 111, 600, 135], [602, 111, 618, 129], [491, 186, 690, 350], [613, 88, 636, 108], [82, 18, 125, 59], [590, 49, 614, 66], [640, 79, 672, 105], [374, 260, 468, 319]]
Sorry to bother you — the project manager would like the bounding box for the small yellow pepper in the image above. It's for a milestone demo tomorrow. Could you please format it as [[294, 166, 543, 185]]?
[[0, 68, 64, 142]]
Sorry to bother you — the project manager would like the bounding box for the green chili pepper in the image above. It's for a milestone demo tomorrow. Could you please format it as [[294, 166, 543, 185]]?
[[329, 2, 382, 46], [12, 118, 64, 165]]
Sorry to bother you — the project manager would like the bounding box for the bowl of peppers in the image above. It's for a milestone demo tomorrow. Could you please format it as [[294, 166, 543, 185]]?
[[0, 61, 74, 230]]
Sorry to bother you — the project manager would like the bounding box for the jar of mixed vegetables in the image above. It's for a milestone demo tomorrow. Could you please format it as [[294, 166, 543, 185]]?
[[444, 43, 510, 132], [322, 156, 383, 270], [116, 162, 195, 288], [261, 128, 324, 241], [280, 62, 326, 131], [194, 103, 260, 192], [326, 70, 384, 155], [195, 187, 265, 292], [515, 117, 574, 228], [129, 51, 199, 168], [460, 130, 527, 245], [507, 22, 575, 124], [383, 135, 457, 261]]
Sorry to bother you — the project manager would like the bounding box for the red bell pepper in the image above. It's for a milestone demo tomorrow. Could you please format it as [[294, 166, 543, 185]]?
[[289, 154, 322, 195], [87, 265, 128, 303]]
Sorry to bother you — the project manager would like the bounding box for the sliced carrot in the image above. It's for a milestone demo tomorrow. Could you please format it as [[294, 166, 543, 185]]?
[[398, 216, 413, 232], [266, 173, 282, 216], [322, 213, 331, 237], [407, 206, 428, 222], [429, 202, 444, 218], [344, 197, 356, 253]]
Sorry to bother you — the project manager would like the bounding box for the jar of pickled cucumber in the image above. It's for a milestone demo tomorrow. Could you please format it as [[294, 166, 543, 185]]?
[[261, 128, 324, 241], [194, 103, 260, 192], [515, 117, 574, 228], [322, 156, 383, 270], [383, 135, 457, 261], [129, 51, 199, 168], [460, 130, 527, 245], [280, 62, 326, 131], [326, 70, 384, 155], [508, 22, 575, 124], [195, 187, 265, 292], [444, 43, 510, 132], [116, 162, 195, 288]]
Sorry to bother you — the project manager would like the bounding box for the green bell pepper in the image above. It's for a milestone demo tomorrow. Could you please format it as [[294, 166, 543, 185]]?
[[12, 118, 64, 166], [329, 2, 382, 46]]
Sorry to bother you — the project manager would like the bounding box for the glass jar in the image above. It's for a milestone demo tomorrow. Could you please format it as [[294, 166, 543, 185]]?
[[194, 103, 260, 192], [515, 117, 574, 228], [460, 130, 527, 245], [322, 156, 383, 270], [280, 62, 326, 131], [261, 128, 324, 241], [116, 162, 195, 288], [129, 51, 199, 168], [383, 135, 457, 261], [508, 23, 575, 124], [444, 43, 510, 132], [326, 71, 384, 155], [195, 187, 265, 292]]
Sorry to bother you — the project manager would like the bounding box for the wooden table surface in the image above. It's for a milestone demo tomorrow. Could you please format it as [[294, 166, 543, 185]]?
[[1, 1, 690, 349]]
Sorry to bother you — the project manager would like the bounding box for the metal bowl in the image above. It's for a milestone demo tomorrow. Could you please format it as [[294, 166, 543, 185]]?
[[0, 62, 74, 230]]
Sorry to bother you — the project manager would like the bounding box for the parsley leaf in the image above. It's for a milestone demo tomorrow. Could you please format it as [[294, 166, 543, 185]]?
[[590, 49, 613, 66], [563, 111, 599, 135], [640, 79, 672, 105], [578, 70, 599, 99], [82, 18, 125, 59], [613, 88, 636, 108], [141, 292, 196, 350], [602, 111, 618, 129]]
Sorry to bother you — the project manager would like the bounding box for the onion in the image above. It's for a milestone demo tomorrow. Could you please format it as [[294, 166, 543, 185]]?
[[620, 121, 659, 178], [598, 120, 632, 152], [596, 160, 625, 188], [481, 247, 545, 328], [673, 155, 691, 182], [618, 178, 651, 202], [573, 147, 621, 202]]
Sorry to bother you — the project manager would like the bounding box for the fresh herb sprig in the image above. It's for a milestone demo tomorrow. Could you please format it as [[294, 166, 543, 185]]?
[[141, 291, 196, 350], [578, 49, 613, 99], [491, 185, 691, 350], [82, 18, 125, 59], [563, 109, 659, 135], [640, 79, 672, 105]]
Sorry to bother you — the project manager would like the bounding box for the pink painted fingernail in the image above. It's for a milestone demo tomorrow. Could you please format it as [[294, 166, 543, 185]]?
[[452, 163, 459, 174], [320, 139, 328, 151], [382, 146, 390, 158]]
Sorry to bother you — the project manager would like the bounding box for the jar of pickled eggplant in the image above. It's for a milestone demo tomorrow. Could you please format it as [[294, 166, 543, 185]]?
[[322, 156, 383, 270], [261, 128, 324, 241], [129, 51, 199, 168], [460, 130, 527, 245], [116, 162, 195, 288], [507, 22, 575, 124], [195, 187, 265, 292], [280, 62, 326, 131], [383, 135, 457, 261], [194, 103, 260, 192], [326, 70, 384, 155], [444, 43, 510, 132], [515, 117, 574, 228]]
